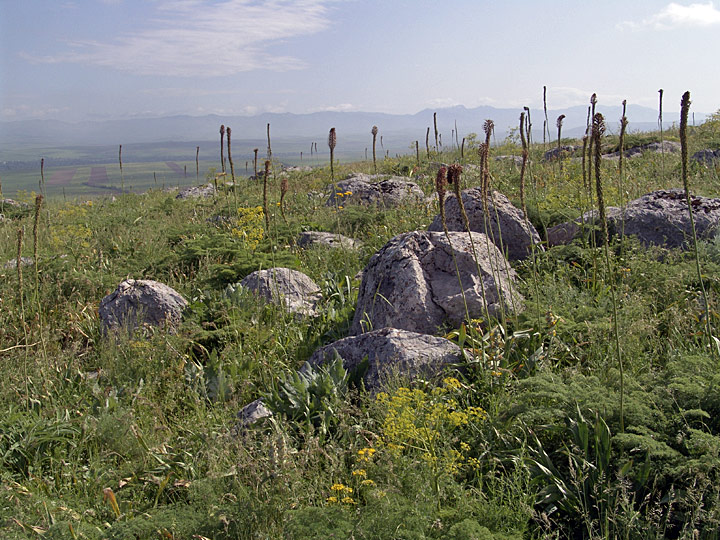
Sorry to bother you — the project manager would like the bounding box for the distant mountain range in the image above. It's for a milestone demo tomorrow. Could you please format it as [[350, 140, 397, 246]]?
[[0, 104, 707, 162]]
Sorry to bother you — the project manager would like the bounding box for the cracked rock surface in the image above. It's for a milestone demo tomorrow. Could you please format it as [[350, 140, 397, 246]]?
[[428, 189, 541, 260], [297, 231, 361, 250], [99, 279, 187, 333], [326, 173, 424, 208], [176, 184, 216, 199], [547, 189, 720, 249], [239, 267, 321, 316], [307, 327, 463, 391], [351, 231, 522, 336]]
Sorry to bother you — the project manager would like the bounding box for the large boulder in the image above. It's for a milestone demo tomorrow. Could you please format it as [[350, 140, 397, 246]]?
[[351, 230, 522, 336], [428, 189, 541, 260], [297, 231, 361, 250], [176, 184, 216, 199], [99, 279, 187, 333], [238, 267, 321, 316], [326, 173, 424, 208], [546, 189, 720, 249], [691, 149, 720, 166], [544, 145, 580, 161], [307, 327, 463, 391], [618, 189, 720, 248], [604, 141, 681, 160]]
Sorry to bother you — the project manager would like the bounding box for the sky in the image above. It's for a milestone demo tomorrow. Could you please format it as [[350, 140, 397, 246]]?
[[1, 0, 719, 123]]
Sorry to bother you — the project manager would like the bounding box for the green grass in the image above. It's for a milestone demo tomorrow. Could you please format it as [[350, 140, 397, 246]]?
[[1, 118, 720, 539]]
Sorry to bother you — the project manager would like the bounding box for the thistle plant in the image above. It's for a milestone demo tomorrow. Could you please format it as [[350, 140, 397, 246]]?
[[618, 100, 629, 242], [519, 113, 528, 219], [226, 126, 237, 208], [371, 125, 378, 173], [119, 144, 124, 192], [266, 123, 272, 161], [556, 114, 565, 153], [433, 112, 439, 151], [253, 148, 259, 182], [543, 85, 550, 147], [40, 158, 45, 196], [219, 125, 226, 173], [415, 140, 420, 165], [196, 146, 200, 182], [679, 91, 715, 358], [658, 89, 665, 181], [593, 112, 624, 432], [279, 175, 289, 225], [524, 106, 532, 146], [426, 127, 430, 158], [32, 195, 47, 362], [328, 127, 337, 183], [263, 159, 271, 230]]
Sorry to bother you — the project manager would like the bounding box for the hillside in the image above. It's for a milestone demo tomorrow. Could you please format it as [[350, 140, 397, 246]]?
[[1, 113, 720, 539]]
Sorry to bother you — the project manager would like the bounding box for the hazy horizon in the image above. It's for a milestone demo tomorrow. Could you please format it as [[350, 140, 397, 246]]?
[[2, 1, 720, 125]]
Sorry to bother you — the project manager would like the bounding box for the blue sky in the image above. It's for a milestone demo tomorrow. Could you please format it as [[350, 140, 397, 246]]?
[[1, 0, 719, 122]]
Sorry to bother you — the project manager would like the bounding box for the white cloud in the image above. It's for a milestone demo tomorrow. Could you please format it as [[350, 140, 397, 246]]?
[[1, 104, 70, 119], [316, 103, 356, 112], [618, 2, 720, 30], [23, 0, 338, 77]]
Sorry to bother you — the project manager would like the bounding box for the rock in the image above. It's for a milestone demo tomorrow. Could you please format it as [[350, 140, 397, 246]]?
[[604, 141, 681, 160], [544, 145, 580, 161], [239, 267, 321, 316], [546, 189, 720, 249], [176, 184, 216, 199], [546, 207, 621, 247], [428, 189, 542, 260], [0, 214, 4, 222], [297, 231, 361, 250], [3, 257, 33, 270], [494, 155, 525, 166], [618, 189, 720, 248], [99, 279, 188, 333], [351, 230, 523, 336], [691, 149, 720, 166], [235, 398, 273, 430], [0, 198, 28, 208], [326, 173, 425, 208], [307, 327, 463, 391]]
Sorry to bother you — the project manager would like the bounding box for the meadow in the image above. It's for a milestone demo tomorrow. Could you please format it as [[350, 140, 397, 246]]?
[[1, 106, 720, 539]]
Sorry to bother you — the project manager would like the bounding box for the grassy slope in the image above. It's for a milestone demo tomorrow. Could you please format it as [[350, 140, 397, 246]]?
[[1, 124, 720, 539]]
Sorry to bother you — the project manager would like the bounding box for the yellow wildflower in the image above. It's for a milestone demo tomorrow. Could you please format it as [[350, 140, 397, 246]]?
[[341, 496, 356, 505], [352, 469, 367, 477]]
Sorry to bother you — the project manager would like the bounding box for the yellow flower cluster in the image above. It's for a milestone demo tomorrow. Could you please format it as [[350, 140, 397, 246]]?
[[375, 380, 487, 476], [51, 205, 93, 253], [231, 206, 264, 251]]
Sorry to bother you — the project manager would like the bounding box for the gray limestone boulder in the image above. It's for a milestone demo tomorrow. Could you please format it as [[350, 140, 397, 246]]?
[[307, 327, 463, 391], [298, 231, 361, 250], [239, 267, 321, 316], [234, 398, 273, 430], [351, 230, 522, 336], [691, 149, 720, 166], [99, 279, 188, 333], [605, 141, 681, 160], [544, 145, 580, 161], [546, 189, 720, 248], [3, 257, 33, 270], [428, 188, 542, 260], [618, 189, 720, 248], [176, 184, 216, 199], [326, 173, 424, 208]]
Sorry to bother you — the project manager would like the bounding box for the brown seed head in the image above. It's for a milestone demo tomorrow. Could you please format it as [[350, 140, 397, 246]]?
[[483, 119, 494, 137], [328, 127, 337, 150], [371, 125, 378, 137], [220, 125, 225, 135], [556, 114, 565, 130], [435, 166, 447, 197], [447, 164, 463, 185]]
